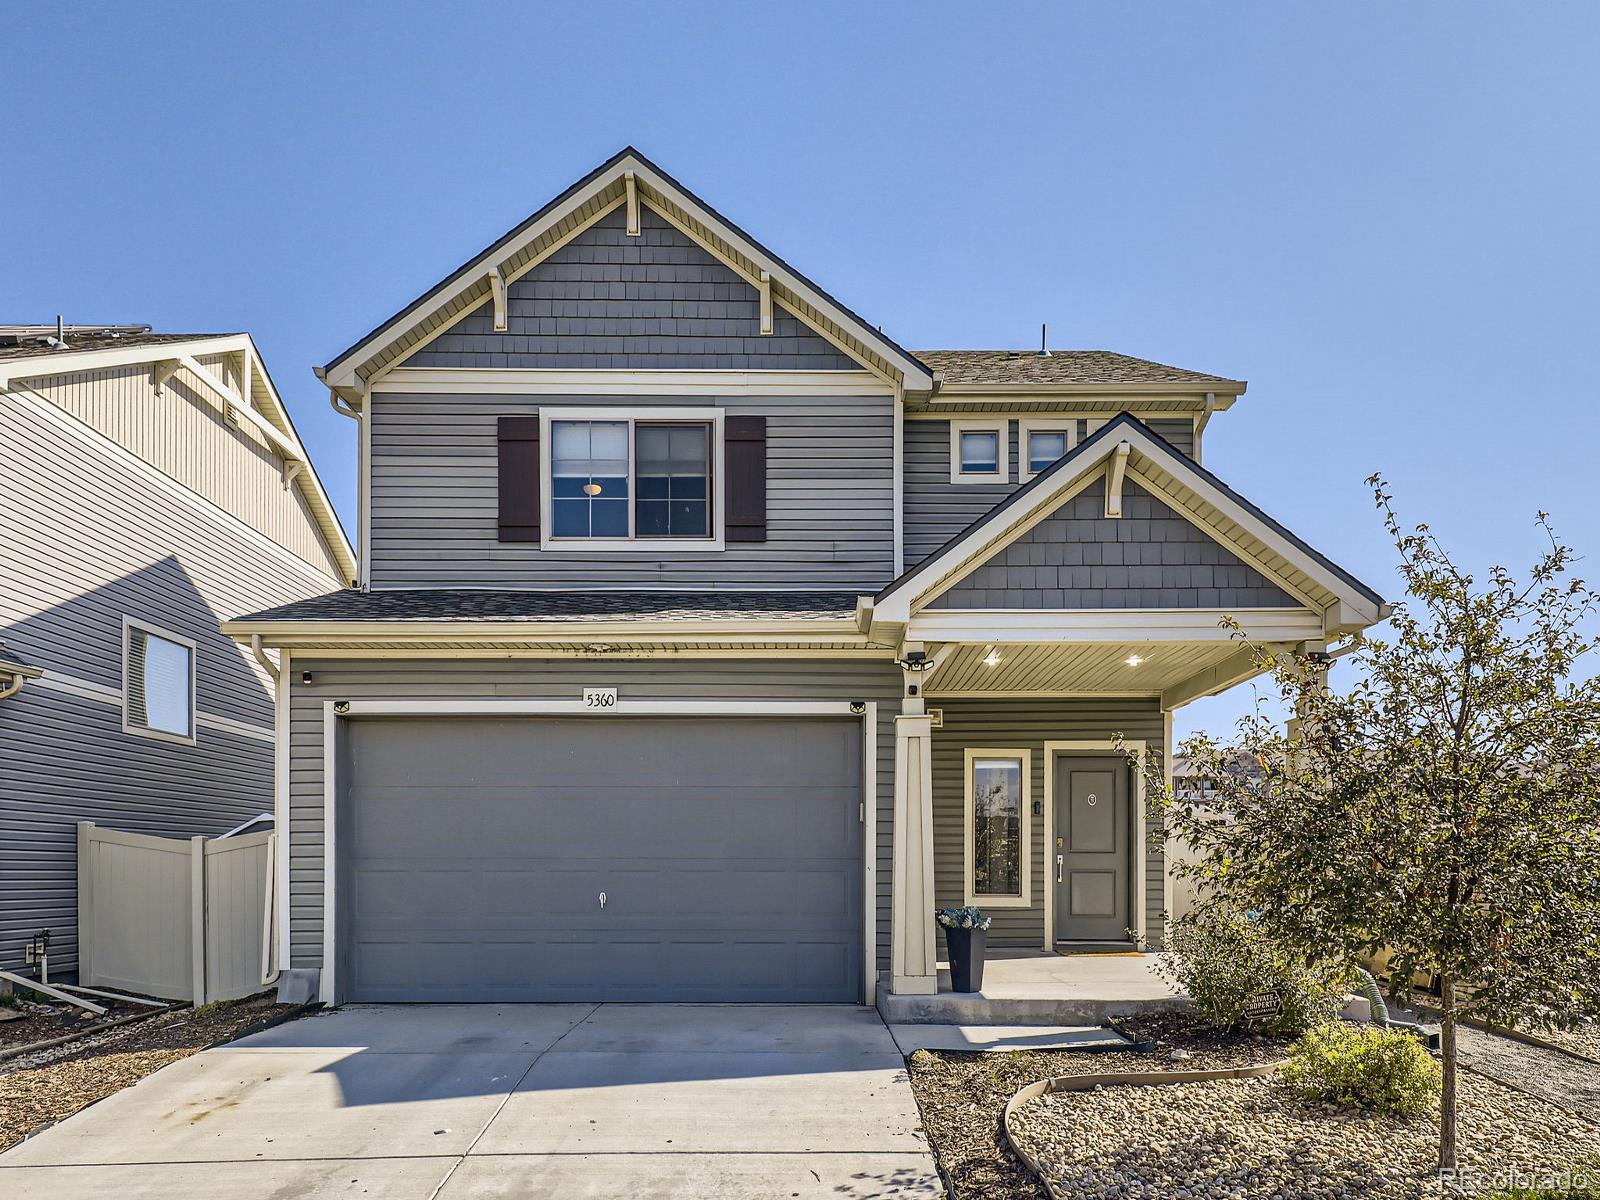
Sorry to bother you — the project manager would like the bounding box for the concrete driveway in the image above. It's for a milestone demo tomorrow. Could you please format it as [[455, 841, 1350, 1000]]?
[[0, 1003, 941, 1199]]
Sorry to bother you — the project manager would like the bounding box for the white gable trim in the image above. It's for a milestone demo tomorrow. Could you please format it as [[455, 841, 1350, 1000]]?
[[2, 334, 355, 583], [872, 420, 1384, 631], [322, 150, 934, 397]]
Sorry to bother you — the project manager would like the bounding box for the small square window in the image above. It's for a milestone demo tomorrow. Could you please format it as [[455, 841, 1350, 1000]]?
[[1020, 421, 1077, 481], [950, 421, 1009, 484], [124, 620, 195, 743]]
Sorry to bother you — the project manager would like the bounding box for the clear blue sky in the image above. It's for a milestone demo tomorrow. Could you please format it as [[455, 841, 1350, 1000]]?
[[8, 3, 1597, 739]]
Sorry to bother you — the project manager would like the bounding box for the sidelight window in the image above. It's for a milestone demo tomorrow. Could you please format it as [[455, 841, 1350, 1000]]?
[[964, 748, 1031, 906]]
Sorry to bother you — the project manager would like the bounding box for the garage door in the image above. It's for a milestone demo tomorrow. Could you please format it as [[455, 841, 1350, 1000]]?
[[339, 716, 863, 1002]]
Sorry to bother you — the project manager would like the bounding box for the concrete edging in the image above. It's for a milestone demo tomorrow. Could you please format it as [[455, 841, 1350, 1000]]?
[[1001, 1061, 1288, 1200]]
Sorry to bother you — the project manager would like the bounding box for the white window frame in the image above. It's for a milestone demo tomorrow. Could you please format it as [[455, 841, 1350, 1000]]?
[[949, 419, 1008, 485], [537, 406, 726, 552], [121, 616, 197, 746], [1019, 419, 1077, 483], [963, 746, 1031, 907]]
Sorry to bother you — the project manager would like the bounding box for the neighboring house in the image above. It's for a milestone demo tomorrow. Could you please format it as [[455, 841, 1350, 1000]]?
[[0, 325, 355, 979], [1167, 749, 1267, 919], [222, 148, 1386, 1007]]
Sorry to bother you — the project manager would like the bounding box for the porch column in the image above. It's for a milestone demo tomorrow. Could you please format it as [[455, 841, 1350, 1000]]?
[[891, 713, 937, 994]]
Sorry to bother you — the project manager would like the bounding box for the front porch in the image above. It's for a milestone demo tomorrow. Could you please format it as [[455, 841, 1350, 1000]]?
[[878, 949, 1188, 1026]]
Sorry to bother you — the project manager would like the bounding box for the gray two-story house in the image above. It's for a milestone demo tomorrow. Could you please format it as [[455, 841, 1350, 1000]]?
[[224, 149, 1385, 1008], [0, 325, 355, 979]]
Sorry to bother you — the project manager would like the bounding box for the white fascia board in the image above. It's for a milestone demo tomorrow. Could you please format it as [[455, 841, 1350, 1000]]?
[[907, 608, 1325, 645], [220, 617, 872, 645], [326, 152, 933, 394], [0, 334, 251, 389], [320, 176, 617, 392], [372, 368, 893, 396], [627, 159, 934, 391], [875, 421, 1383, 628], [929, 384, 1243, 402]]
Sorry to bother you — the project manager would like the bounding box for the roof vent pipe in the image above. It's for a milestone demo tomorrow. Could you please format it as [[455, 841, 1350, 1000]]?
[[1037, 323, 1051, 357]]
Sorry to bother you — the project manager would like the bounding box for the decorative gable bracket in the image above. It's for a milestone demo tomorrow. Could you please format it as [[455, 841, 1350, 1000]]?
[[1104, 440, 1131, 517]]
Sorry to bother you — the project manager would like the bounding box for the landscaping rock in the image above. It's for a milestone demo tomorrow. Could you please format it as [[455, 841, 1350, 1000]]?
[[1011, 1069, 1600, 1200]]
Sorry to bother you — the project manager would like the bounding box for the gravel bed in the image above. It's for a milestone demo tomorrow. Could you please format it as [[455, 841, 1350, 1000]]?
[[906, 1013, 1291, 1200], [1456, 1024, 1600, 1120], [1526, 1022, 1600, 1064], [0, 990, 169, 1050], [1011, 1068, 1600, 1200], [0, 993, 298, 1152]]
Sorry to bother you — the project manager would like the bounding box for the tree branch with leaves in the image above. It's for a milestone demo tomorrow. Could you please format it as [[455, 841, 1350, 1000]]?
[[1146, 476, 1600, 1172]]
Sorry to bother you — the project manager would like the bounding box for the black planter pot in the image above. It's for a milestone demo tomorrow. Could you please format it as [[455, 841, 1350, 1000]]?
[[944, 926, 987, 993]]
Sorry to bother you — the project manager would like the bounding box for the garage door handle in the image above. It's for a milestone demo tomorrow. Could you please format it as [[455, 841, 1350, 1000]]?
[[598, 892, 607, 910]]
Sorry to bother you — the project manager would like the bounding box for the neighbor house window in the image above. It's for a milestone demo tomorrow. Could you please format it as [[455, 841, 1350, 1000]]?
[[123, 618, 195, 743], [543, 408, 721, 547], [964, 748, 1031, 906], [1020, 421, 1075, 482], [950, 420, 1009, 484]]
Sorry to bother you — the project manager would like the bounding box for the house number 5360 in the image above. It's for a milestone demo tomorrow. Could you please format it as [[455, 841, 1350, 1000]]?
[[582, 687, 618, 710]]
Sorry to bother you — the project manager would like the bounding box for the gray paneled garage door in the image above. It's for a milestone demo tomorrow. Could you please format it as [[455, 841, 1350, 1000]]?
[[340, 716, 863, 1002]]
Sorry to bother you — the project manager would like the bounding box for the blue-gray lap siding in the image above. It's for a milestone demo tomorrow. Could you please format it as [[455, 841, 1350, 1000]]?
[[928, 478, 1297, 609], [405, 206, 859, 370], [284, 659, 902, 979], [1, 388, 345, 977], [903, 418, 1197, 571], [367, 392, 895, 589], [930, 697, 1167, 950]]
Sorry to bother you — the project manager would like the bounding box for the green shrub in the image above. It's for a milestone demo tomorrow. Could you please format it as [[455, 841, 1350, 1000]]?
[[1154, 906, 1351, 1034], [1279, 1021, 1441, 1117]]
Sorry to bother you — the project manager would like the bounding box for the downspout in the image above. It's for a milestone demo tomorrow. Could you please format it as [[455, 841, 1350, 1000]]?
[[327, 384, 368, 590], [1193, 392, 1217, 461], [249, 634, 287, 990]]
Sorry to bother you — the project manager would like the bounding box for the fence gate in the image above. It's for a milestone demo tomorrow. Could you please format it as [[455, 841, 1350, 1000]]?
[[77, 821, 276, 1005]]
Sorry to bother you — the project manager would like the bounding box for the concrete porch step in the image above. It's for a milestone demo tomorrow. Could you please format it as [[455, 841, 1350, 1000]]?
[[877, 950, 1191, 1026]]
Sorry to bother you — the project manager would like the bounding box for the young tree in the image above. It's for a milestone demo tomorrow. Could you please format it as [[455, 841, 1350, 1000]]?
[[1151, 477, 1600, 1171]]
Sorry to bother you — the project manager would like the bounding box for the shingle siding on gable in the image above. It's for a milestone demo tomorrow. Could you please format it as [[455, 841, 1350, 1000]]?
[[928, 478, 1298, 610], [902, 418, 1197, 571], [405, 207, 860, 371]]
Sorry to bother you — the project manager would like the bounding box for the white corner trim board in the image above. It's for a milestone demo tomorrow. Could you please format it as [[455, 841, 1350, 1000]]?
[[316, 697, 880, 1007]]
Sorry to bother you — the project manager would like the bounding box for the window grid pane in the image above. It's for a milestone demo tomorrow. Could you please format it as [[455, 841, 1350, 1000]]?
[[972, 757, 1022, 896], [960, 430, 999, 474], [635, 422, 710, 538], [551, 420, 630, 539]]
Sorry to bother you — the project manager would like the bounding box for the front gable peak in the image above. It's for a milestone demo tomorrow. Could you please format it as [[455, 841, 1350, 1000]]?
[[319, 148, 934, 399]]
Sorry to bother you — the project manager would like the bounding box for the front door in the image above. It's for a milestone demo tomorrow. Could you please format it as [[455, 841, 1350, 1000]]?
[[1053, 755, 1131, 943]]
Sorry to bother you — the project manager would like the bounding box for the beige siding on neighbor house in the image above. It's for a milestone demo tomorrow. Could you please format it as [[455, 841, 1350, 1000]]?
[[25, 357, 345, 579]]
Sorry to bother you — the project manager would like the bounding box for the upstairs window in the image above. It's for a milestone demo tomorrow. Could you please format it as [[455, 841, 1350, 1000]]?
[[543, 408, 722, 548], [123, 618, 195, 744], [1020, 421, 1075, 481], [950, 420, 1009, 485]]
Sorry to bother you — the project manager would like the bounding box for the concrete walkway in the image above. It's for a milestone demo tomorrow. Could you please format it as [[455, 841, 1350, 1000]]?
[[0, 1004, 941, 1199]]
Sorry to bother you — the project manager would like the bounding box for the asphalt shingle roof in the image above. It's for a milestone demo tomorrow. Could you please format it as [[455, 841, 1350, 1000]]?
[[0, 329, 235, 362], [915, 349, 1243, 388], [235, 590, 861, 624]]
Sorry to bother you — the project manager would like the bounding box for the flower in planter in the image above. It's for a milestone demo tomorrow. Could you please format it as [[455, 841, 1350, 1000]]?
[[935, 905, 993, 931]]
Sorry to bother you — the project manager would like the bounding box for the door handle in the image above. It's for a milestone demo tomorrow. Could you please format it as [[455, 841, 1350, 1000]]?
[[598, 891, 607, 910], [1056, 854, 1064, 883]]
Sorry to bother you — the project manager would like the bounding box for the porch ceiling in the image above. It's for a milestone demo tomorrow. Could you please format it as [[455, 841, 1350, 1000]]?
[[924, 639, 1246, 698]]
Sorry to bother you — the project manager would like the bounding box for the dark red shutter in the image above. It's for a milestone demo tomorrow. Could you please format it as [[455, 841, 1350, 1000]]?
[[497, 416, 541, 542], [724, 415, 767, 543]]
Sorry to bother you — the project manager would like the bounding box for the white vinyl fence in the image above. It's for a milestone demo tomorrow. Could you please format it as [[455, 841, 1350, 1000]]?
[[77, 821, 276, 1005]]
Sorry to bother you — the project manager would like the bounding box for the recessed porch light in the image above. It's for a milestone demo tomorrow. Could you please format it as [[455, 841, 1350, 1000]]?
[[1125, 654, 1144, 667], [982, 647, 1002, 668]]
